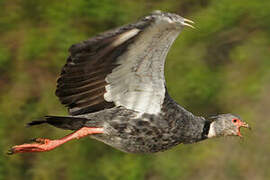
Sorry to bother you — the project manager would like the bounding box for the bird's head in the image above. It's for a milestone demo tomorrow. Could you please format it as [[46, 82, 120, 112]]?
[[207, 114, 250, 138], [150, 10, 195, 29]]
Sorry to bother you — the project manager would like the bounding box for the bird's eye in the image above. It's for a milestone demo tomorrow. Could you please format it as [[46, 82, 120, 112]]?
[[232, 119, 238, 123]]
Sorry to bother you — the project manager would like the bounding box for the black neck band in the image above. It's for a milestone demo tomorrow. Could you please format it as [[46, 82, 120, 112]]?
[[201, 120, 211, 139]]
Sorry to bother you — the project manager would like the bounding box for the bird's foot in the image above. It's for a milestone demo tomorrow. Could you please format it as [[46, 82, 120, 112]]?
[[8, 138, 61, 155], [7, 127, 104, 155]]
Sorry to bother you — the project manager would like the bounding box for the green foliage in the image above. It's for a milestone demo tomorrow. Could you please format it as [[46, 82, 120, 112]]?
[[1, 0, 270, 179], [0, 45, 10, 70], [20, 29, 50, 61]]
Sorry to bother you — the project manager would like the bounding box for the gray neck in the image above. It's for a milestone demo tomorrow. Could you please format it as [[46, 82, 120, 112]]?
[[162, 91, 209, 143], [207, 120, 228, 138]]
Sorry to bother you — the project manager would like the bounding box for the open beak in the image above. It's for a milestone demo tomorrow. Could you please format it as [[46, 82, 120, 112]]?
[[240, 122, 251, 129], [182, 18, 195, 29], [237, 121, 251, 137]]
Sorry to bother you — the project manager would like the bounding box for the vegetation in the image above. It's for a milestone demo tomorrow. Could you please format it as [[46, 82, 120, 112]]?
[[1, 0, 270, 179]]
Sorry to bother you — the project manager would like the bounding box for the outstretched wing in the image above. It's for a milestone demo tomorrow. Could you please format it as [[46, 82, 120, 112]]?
[[56, 11, 191, 116]]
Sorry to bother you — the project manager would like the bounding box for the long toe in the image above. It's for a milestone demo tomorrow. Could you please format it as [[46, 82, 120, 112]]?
[[8, 144, 43, 154], [7, 139, 60, 155]]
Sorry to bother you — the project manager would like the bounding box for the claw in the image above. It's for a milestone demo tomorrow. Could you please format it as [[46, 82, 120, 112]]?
[[7, 148, 14, 155]]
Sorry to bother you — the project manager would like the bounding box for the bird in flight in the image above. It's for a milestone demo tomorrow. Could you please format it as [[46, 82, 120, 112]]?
[[8, 11, 250, 155]]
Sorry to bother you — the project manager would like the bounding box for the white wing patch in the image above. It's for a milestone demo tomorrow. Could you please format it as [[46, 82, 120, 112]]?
[[104, 17, 182, 114], [112, 29, 140, 47]]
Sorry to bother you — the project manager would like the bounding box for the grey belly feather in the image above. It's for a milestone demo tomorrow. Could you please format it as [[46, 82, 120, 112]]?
[[80, 93, 206, 153], [87, 108, 180, 153]]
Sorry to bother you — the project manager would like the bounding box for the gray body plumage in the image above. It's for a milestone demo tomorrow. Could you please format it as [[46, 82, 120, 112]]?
[[59, 93, 207, 153]]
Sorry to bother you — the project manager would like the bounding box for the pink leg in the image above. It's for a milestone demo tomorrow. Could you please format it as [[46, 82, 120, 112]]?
[[8, 127, 104, 155]]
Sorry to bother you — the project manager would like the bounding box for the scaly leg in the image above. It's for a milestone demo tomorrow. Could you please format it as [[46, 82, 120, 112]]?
[[8, 127, 104, 155]]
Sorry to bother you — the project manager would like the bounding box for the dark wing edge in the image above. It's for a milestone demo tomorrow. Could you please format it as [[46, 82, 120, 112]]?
[[56, 17, 154, 116]]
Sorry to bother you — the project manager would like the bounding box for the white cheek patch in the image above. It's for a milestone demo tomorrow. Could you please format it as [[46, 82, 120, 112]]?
[[104, 18, 181, 115], [207, 122, 216, 138]]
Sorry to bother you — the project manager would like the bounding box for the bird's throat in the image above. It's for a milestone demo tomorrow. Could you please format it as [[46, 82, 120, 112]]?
[[207, 121, 217, 138]]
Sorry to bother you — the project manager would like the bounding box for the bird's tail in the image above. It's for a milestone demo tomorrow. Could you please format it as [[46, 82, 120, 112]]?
[[27, 116, 89, 130]]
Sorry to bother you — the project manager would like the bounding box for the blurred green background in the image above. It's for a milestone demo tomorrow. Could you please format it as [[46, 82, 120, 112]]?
[[1, 0, 270, 179]]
